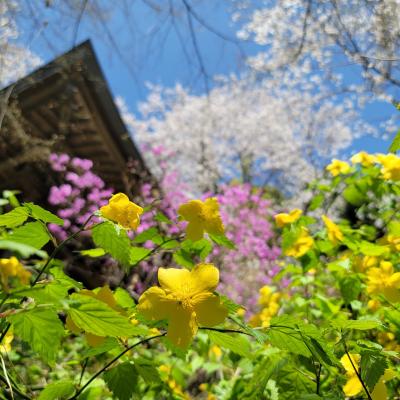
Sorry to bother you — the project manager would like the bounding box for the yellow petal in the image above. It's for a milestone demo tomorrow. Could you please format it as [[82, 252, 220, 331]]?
[[178, 200, 204, 221], [340, 353, 360, 374], [166, 308, 197, 349], [193, 293, 228, 326], [96, 286, 117, 309], [388, 273, 400, 288], [86, 333, 106, 347], [137, 286, 175, 320], [189, 263, 220, 295], [66, 314, 81, 334], [381, 369, 396, 382], [343, 375, 363, 397], [158, 268, 191, 293], [186, 221, 205, 241], [371, 379, 387, 400]]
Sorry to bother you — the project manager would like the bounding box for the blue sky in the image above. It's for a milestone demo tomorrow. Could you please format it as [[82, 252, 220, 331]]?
[[17, 1, 394, 156]]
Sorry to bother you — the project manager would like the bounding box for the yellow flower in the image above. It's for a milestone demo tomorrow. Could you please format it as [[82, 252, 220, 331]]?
[[66, 286, 121, 346], [178, 198, 224, 242], [249, 286, 281, 328], [274, 209, 302, 228], [209, 345, 222, 359], [377, 331, 400, 352], [100, 193, 143, 230], [284, 228, 314, 258], [138, 263, 228, 348], [366, 261, 400, 303], [377, 153, 400, 181], [367, 299, 381, 312], [0, 330, 13, 354], [321, 215, 343, 244], [351, 151, 377, 167], [341, 353, 395, 399], [385, 234, 400, 251], [0, 257, 31, 292], [326, 159, 351, 176]]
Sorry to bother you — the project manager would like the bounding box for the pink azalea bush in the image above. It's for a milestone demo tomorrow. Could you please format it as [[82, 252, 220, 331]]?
[[47, 153, 113, 241]]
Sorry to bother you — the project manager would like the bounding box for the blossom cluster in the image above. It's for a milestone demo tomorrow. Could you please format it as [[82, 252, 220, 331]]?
[[47, 153, 113, 240]]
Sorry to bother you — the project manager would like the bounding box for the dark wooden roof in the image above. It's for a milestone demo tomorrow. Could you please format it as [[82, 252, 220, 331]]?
[[0, 40, 148, 202]]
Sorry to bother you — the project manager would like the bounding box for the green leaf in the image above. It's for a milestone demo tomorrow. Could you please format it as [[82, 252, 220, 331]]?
[[104, 362, 138, 400], [8, 307, 64, 362], [24, 203, 63, 225], [130, 247, 152, 265], [154, 212, 172, 224], [339, 276, 362, 305], [358, 241, 389, 256], [132, 227, 159, 244], [388, 129, 400, 153], [360, 350, 387, 392], [207, 330, 253, 358], [134, 358, 161, 384], [229, 314, 267, 344], [343, 184, 365, 206], [38, 380, 75, 400], [92, 222, 131, 267], [8, 221, 50, 249], [68, 293, 139, 337], [209, 233, 236, 249], [190, 238, 213, 260], [173, 249, 195, 268], [275, 365, 315, 400], [0, 240, 47, 258], [82, 337, 121, 359], [241, 349, 286, 399], [80, 248, 106, 257], [114, 288, 135, 309], [332, 318, 381, 330], [0, 207, 29, 228], [308, 193, 324, 211]]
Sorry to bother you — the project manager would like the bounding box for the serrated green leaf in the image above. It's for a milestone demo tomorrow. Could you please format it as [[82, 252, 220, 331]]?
[[360, 350, 387, 392], [24, 203, 63, 225], [207, 330, 252, 358], [80, 248, 106, 257], [241, 349, 286, 399], [38, 380, 75, 400], [8, 307, 64, 362], [8, 221, 50, 249], [134, 358, 161, 384], [104, 362, 138, 400], [332, 318, 381, 330], [0, 207, 29, 228], [92, 222, 131, 267], [68, 293, 138, 337]]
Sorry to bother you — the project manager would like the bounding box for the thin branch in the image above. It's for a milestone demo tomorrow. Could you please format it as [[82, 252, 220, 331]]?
[[199, 327, 251, 336], [342, 339, 373, 400], [181, 0, 210, 95], [68, 333, 166, 400], [72, 0, 89, 46]]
